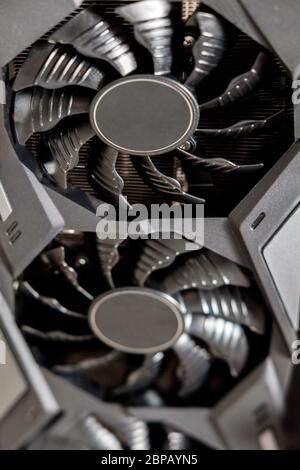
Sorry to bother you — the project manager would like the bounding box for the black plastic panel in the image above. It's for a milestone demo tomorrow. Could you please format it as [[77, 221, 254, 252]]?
[[0, 0, 81, 67], [0, 291, 59, 449], [0, 106, 64, 278], [230, 141, 300, 346]]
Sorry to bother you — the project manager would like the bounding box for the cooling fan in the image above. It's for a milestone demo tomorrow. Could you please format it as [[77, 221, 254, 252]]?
[[11, 0, 287, 208], [45, 407, 194, 450], [17, 233, 267, 402], [0, 0, 298, 452], [37, 403, 200, 450]]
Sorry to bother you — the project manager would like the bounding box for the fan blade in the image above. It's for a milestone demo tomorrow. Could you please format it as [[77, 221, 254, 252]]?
[[49, 7, 137, 77], [134, 238, 201, 286], [188, 315, 249, 377], [44, 246, 94, 300], [21, 282, 86, 320], [195, 110, 285, 138], [199, 52, 269, 111], [96, 237, 123, 289], [91, 146, 129, 209], [116, 416, 151, 450], [22, 325, 94, 343], [115, 353, 163, 395], [185, 12, 227, 92], [81, 414, 123, 450], [117, 0, 173, 76], [134, 391, 189, 449], [45, 120, 96, 188], [13, 42, 105, 92], [160, 250, 250, 294], [14, 87, 91, 145], [177, 148, 264, 174], [132, 155, 205, 204], [173, 333, 211, 397], [165, 430, 189, 450], [182, 286, 265, 334], [53, 351, 121, 374]]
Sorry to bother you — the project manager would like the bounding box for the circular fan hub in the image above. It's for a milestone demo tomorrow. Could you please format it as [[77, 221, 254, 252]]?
[[88, 288, 184, 354], [90, 75, 199, 156]]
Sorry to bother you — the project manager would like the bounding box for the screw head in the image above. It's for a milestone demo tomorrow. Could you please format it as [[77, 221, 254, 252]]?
[[183, 35, 196, 48]]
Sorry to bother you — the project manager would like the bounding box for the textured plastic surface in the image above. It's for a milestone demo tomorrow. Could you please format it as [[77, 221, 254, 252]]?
[[230, 141, 300, 346], [241, 0, 300, 74], [0, 292, 59, 449], [202, 0, 268, 49], [263, 205, 300, 330], [131, 325, 291, 450], [0, 0, 82, 67], [204, 0, 300, 75], [0, 107, 64, 278]]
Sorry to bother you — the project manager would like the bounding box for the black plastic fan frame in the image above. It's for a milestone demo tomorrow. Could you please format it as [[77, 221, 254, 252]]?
[[10, 0, 286, 209], [0, 0, 298, 452]]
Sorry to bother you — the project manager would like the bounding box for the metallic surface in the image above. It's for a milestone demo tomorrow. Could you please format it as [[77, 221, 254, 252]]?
[[13, 43, 105, 92], [14, 88, 91, 144], [88, 288, 185, 354], [0, 0, 298, 452], [185, 12, 227, 92], [90, 75, 199, 156], [117, 0, 173, 76], [50, 6, 137, 76]]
